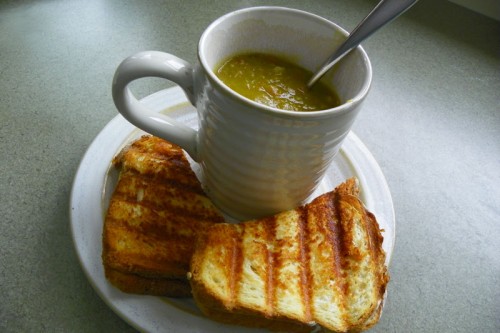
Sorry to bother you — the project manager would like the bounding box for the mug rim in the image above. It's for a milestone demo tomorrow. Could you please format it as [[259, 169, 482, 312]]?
[[198, 6, 372, 118]]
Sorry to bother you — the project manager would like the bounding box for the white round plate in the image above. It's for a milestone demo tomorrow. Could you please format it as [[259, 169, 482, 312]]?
[[70, 86, 395, 333]]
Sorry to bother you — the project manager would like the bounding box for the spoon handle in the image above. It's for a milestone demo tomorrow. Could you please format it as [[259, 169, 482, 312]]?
[[308, 0, 419, 88]]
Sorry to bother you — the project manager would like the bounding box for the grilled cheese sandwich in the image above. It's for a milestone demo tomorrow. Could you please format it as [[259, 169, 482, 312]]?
[[102, 135, 224, 297], [189, 178, 389, 331]]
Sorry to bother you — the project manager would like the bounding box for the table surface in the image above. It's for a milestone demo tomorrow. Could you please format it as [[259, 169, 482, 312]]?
[[1, 0, 499, 332]]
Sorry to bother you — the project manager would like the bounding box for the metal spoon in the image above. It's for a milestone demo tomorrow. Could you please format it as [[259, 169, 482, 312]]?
[[307, 0, 419, 88]]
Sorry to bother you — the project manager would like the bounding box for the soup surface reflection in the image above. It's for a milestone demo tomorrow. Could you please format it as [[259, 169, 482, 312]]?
[[216, 53, 341, 112]]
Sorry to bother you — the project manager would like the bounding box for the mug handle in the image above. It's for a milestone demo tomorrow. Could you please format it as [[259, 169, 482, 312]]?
[[112, 51, 199, 161]]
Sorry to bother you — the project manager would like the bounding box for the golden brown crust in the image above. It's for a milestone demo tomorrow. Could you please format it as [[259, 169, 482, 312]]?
[[190, 237, 313, 333], [189, 177, 389, 332], [198, 306, 314, 333], [104, 265, 191, 297], [102, 135, 224, 296]]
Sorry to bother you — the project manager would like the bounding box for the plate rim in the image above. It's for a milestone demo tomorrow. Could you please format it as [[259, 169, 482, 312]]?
[[70, 86, 395, 333]]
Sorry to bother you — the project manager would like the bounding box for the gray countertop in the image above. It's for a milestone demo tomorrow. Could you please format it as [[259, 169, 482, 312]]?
[[1, 0, 499, 332]]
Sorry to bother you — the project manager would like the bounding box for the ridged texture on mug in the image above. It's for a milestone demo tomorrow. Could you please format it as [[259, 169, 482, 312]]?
[[195, 81, 363, 220]]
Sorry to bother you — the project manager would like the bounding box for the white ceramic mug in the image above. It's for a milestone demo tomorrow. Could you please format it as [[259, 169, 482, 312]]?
[[112, 6, 372, 220]]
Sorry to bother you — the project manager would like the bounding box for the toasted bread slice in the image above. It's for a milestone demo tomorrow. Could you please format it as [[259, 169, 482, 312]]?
[[189, 178, 389, 331], [102, 135, 224, 297], [104, 266, 191, 297]]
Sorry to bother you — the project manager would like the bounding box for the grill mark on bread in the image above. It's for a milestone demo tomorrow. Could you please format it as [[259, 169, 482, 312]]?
[[112, 194, 222, 222], [120, 168, 204, 194], [262, 216, 277, 317], [331, 191, 350, 325], [334, 193, 357, 322], [229, 224, 244, 310], [112, 175, 223, 222], [107, 214, 193, 241], [333, 191, 351, 282], [107, 198, 219, 229], [297, 207, 312, 322]]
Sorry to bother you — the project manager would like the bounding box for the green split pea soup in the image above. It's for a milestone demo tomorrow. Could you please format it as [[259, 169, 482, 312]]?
[[215, 53, 341, 112]]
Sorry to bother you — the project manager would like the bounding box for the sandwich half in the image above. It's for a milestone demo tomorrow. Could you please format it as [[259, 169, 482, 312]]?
[[189, 178, 389, 331], [102, 135, 224, 297]]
